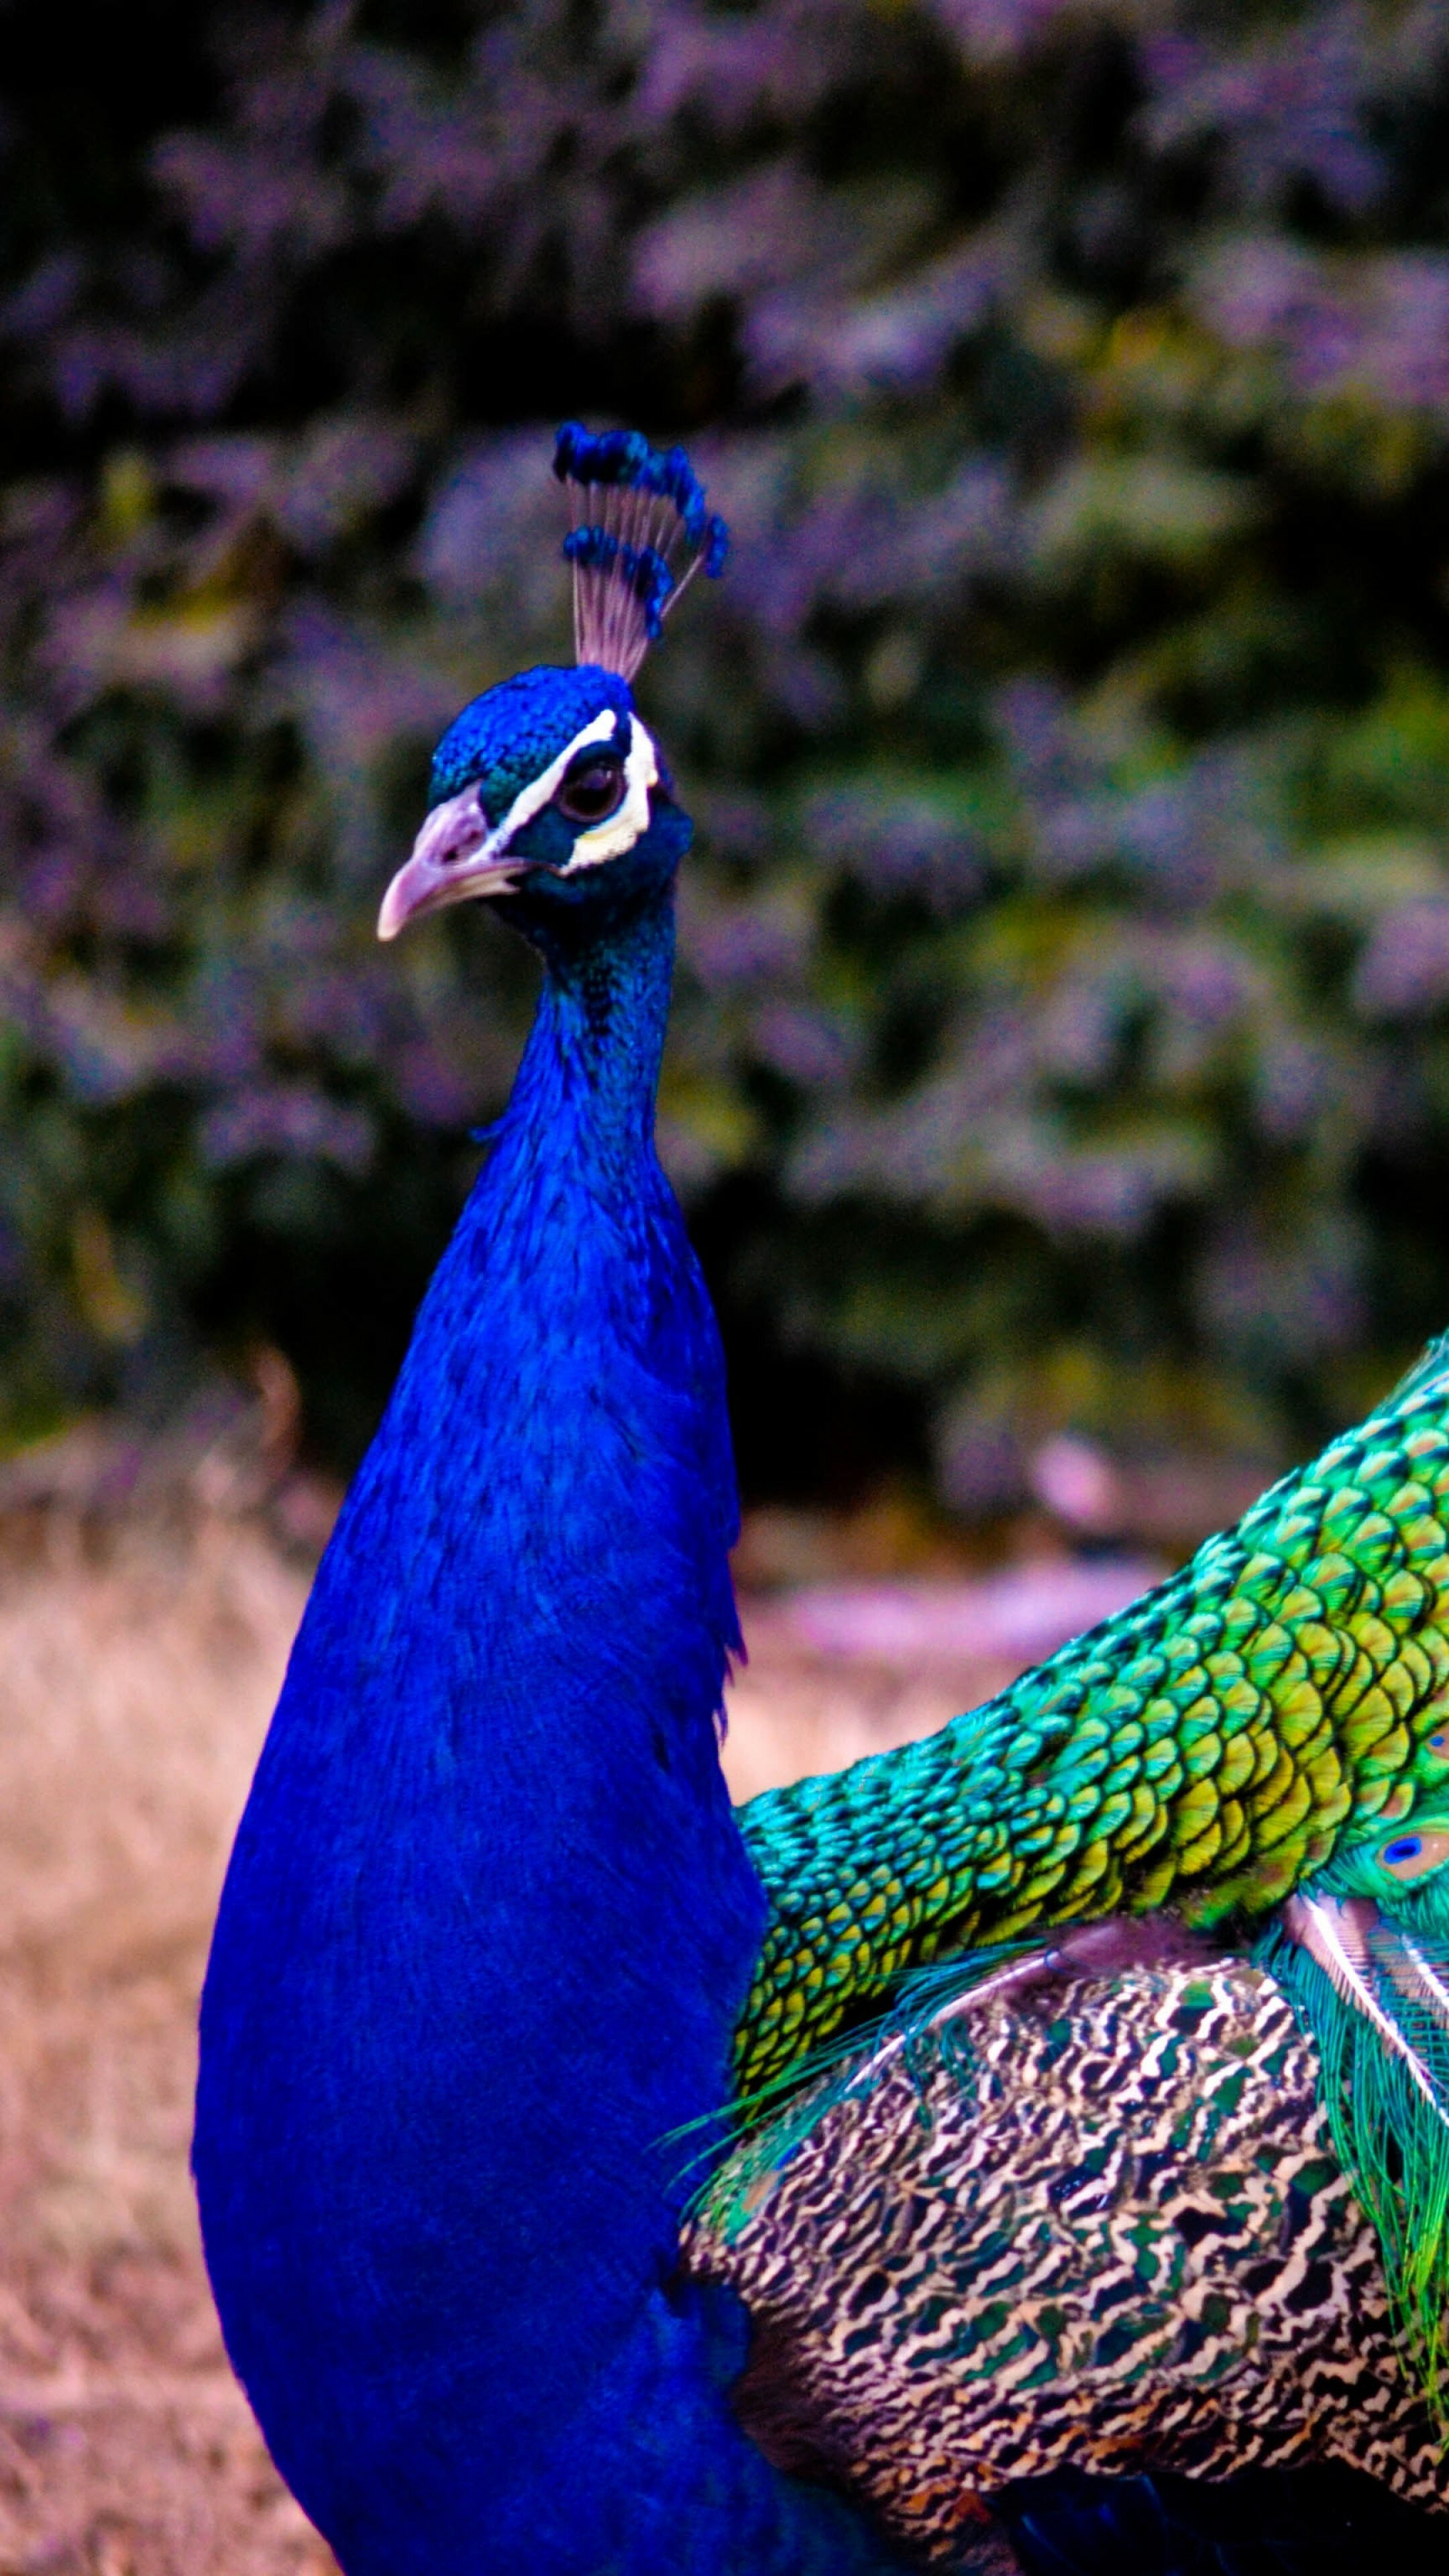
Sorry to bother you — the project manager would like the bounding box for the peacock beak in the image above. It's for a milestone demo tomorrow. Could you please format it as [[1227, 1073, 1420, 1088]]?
[[377, 785, 528, 941]]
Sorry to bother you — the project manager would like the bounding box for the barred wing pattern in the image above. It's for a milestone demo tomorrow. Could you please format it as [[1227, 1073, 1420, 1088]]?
[[690, 1958, 1448, 2562]]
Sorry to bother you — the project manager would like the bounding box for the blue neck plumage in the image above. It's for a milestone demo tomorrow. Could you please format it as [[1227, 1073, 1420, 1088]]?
[[502, 867, 676, 1173], [194, 814, 907, 2576]]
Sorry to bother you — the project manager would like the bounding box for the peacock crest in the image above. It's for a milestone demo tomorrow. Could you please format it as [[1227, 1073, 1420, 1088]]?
[[553, 422, 729, 682]]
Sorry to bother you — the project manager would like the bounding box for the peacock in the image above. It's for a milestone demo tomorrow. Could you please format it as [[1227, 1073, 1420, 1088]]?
[[193, 424, 1449, 2576]]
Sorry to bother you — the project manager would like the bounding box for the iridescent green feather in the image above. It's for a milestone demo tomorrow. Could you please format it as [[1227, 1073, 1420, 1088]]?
[[735, 1333, 1449, 2098]]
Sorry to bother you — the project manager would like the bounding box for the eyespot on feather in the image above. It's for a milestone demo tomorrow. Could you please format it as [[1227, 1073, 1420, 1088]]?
[[1380, 1827, 1449, 1881]]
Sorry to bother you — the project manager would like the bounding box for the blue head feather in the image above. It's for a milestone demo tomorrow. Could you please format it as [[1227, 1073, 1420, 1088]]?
[[394, 661, 682, 942], [428, 663, 635, 811]]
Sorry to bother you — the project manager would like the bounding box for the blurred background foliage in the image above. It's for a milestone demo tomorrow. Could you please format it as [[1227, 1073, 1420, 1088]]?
[[8, 0, 1449, 1537]]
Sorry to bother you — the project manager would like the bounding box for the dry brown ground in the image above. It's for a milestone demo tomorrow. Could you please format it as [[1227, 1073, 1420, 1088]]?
[[0, 1518, 1024, 2574]]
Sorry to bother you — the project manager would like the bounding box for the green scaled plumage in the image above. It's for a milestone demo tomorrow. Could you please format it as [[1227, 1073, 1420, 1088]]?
[[735, 1333, 1449, 2099]]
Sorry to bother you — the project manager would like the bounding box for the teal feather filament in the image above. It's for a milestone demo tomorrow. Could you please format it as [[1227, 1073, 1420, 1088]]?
[[1257, 1852, 1449, 2417]]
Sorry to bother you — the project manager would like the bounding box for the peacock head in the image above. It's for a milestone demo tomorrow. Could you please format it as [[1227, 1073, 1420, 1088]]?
[[378, 425, 727, 945]]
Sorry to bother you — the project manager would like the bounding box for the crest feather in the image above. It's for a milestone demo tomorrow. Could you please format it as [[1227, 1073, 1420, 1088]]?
[[553, 423, 729, 681]]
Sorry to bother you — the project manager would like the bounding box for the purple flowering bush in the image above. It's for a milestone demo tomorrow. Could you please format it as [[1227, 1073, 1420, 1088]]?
[[7, 0, 1449, 1501]]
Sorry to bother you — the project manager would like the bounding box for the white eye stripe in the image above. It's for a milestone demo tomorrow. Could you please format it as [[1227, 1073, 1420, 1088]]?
[[476, 708, 657, 881], [557, 719, 657, 873]]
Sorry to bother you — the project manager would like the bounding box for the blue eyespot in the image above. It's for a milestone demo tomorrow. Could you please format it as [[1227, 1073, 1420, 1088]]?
[[1430, 1732, 1449, 1753], [1384, 1836, 1424, 1866]]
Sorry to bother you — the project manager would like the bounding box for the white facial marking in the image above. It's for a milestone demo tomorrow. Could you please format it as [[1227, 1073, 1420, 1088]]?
[[558, 718, 658, 873], [479, 708, 657, 875]]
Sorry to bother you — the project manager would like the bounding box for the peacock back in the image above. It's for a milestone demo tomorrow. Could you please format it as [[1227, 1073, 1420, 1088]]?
[[737, 1335, 1449, 2100]]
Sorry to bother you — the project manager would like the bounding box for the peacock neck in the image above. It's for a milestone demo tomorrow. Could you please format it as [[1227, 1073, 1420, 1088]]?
[[356, 865, 743, 1741], [195, 860, 907, 2576], [503, 873, 677, 1180]]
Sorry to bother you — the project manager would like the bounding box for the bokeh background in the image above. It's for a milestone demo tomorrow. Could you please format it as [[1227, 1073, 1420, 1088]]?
[[8, 1, 1449, 2565], [13, 0, 1449, 1546]]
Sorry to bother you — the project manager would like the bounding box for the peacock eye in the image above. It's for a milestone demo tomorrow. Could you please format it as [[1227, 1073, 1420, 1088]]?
[[1380, 1826, 1449, 1880], [556, 757, 627, 828]]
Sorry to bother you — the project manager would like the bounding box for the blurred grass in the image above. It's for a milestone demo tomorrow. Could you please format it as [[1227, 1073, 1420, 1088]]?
[[0, 1519, 329, 2574]]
